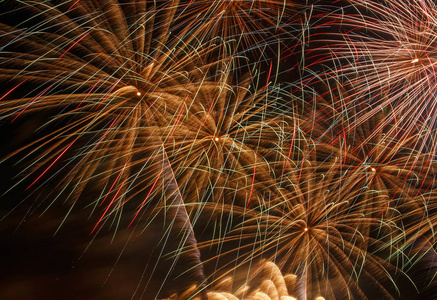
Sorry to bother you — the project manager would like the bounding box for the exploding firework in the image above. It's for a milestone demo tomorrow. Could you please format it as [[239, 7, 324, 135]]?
[[1, 0, 436, 299], [297, 87, 436, 226], [195, 154, 405, 299], [287, 79, 437, 258], [0, 0, 217, 219], [159, 70, 286, 209], [165, 260, 303, 300], [318, 0, 437, 152], [0, 0, 228, 287]]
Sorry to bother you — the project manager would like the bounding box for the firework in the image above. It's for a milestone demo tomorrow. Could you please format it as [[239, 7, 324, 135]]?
[[0, 0, 436, 298], [158, 69, 287, 209], [188, 81, 437, 298], [318, 0, 437, 152], [195, 155, 404, 299], [300, 89, 435, 223], [0, 0, 214, 216], [290, 79, 437, 258], [164, 260, 303, 300], [0, 0, 226, 287]]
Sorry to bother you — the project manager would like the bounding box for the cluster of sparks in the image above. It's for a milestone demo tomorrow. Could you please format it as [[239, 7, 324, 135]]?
[[168, 260, 305, 300], [1, 0, 437, 299]]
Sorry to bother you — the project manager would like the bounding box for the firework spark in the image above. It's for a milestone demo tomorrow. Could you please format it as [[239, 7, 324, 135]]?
[[164, 260, 304, 300]]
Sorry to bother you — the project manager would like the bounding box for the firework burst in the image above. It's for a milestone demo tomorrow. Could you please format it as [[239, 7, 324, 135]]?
[[159, 69, 287, 209], [165, 260, 302, 300], [298, 88, 435, 222], [0, 0, 214, 218], [293, 42, 437, 252], [195, 155, 405, 299], [318, 0, 437, 151], [1, 0, 436, 299], [0, 0, 227, 287]]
